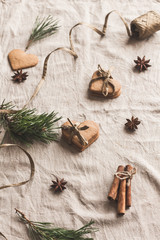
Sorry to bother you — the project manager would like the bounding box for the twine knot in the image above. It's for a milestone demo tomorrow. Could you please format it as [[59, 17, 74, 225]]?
[[91, 65, 115, 97], [62, 118, 88, 146], [114, 167, 136, 186]]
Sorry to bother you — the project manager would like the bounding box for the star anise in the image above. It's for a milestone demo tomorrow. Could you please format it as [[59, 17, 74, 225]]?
[[125, 116, 141, 131], [11, 70, 28, 83], [51, 177, 67, 192], [134, 56, 151, 72]]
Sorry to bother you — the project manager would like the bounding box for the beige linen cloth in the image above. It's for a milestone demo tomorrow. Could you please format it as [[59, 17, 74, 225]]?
[[0, 0, 160, 239]]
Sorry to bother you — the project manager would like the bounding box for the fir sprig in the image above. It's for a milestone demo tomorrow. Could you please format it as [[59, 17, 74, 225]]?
[[15, 209, 97, 240], [26, 15, 60, 50], [0, 101, 61, 145]]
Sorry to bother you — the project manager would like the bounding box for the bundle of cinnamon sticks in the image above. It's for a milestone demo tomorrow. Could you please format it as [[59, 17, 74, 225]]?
[[108, 165, 136, 215]]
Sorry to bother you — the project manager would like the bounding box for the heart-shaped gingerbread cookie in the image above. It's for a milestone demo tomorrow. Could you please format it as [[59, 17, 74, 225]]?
[[8, 49, 38, 70], [89, 65, 121, 98], [62, 119, 99, 151]]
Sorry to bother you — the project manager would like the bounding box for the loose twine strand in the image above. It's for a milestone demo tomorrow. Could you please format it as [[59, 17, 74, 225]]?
[[131, 11, 160, 39], [0, 144, 35, 190]]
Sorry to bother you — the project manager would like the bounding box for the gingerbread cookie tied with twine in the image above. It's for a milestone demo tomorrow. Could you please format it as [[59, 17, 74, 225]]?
[[8, 49, 38, 70], [61, 118, 99, 151], [108, 165, 136, 215], [89, 65, 121, 98]]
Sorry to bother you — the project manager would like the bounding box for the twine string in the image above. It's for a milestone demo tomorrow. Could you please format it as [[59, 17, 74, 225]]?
[[114, 167, 136, 186], [102, 10, 131, 36], [1, 10, 158, 190]]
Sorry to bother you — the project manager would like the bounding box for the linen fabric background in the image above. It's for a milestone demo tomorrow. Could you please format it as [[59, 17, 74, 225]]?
[[0, 0, 160, 239]]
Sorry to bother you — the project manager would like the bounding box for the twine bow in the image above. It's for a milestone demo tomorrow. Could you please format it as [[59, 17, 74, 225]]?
[[114, 167, 136, 186], [90, 65, 115, 97], [62, 118, 88, 146]]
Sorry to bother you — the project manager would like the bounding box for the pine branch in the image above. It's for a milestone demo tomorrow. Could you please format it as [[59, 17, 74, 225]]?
[[15, 209, 98, 240], [0, 101, 61, 145], [26, 15, 60, 50]]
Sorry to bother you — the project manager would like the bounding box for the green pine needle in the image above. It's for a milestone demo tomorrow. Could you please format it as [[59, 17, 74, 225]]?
[[15, 209, 98, 240], [26, 15, 60, 50], [0, 101, 62, 145]]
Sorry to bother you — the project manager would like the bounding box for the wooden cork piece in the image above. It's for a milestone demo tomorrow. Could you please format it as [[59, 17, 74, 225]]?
[[62, 120, 99, 151], [8, 49, 38, 70], [89, 70, 121, 98]]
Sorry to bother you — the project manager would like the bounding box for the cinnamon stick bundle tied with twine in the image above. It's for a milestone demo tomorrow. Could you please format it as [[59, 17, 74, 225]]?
[[108, 164, 136, 215]]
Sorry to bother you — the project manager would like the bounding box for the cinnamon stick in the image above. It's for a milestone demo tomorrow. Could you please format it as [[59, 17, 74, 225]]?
[[117, 166, 126, 215], [108, 165, 124, 200], [125, 165, 133, 208]]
